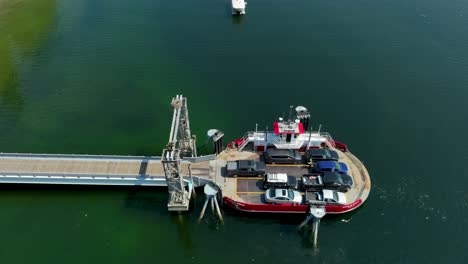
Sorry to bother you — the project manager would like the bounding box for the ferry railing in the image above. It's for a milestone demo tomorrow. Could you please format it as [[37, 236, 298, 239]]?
[[237, 131, 331, 150], [268, 134, 305, 149], [319, 132, 336, 147], [237, 132, 253, 150]]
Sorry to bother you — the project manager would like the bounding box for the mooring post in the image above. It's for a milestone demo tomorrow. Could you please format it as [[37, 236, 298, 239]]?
[[297, 200, 326, 248], [213, 195, 224, 224], [198, 183, 223, 224], [198, 197, 210, 223], [210, 196, 215, 213], [312, 218, 320, 247], [297, 214, 314, 231]]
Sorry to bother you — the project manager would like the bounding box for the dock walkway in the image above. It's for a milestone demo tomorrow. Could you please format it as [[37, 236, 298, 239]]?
[[0, 153, 213, 186]]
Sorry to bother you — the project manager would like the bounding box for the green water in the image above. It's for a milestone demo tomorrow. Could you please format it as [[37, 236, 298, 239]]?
[[0, 0, 467, 263]]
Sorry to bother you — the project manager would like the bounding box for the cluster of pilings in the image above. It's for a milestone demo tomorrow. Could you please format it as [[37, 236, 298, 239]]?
[[297, 202, 326, 247], [198, 183, 224, 224]]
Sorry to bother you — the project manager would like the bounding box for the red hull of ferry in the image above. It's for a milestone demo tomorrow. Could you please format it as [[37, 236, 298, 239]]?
[[223, 197, 362, 214]]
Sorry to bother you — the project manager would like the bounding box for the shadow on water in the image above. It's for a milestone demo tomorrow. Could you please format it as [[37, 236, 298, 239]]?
[[231, 15, 245, 25], [298, 226, 317, 249], [122, 186, 197, 251], [16, 183, 199, 251], [121, 185, 226, 250], [0, 183, 197, 251], [0, 182, 362, 253]]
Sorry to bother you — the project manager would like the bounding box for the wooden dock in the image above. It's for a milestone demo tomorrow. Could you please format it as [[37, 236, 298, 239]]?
[[0, 153, 214, 186]]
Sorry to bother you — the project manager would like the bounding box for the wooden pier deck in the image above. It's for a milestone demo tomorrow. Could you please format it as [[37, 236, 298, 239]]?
[[0, 153, 213, 186]]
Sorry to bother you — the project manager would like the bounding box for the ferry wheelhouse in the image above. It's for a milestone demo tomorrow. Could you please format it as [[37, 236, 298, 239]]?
[[227, 109, 348, 154]]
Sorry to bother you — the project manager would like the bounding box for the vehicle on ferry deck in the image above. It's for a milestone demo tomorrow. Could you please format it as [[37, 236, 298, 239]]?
[[302, 172, 353, 192], [265, 188, 303, 205], [340, 174, 353, 188], [263, 149, 303, 164], [316, 160, 349, 174], [226, 160, 266, 177], [301, 173, 324, 190], [263, 173, 298, 189], [322, 189, 347, 205], [323, 172, 353, 191], [305, 148, 339, 162]]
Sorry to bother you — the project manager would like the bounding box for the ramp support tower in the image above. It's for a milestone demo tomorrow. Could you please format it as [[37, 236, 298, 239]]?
[[162, 95, 197, 211]]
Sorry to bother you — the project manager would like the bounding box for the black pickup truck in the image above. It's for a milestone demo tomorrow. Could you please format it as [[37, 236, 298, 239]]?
[[301, 173, 324, 190], [301, 172, 352, 192], [225, 160, 266, 177]]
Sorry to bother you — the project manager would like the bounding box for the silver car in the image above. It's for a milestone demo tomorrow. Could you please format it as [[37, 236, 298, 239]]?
[[322, 189, 347, 205], [265, 188, 303, 205]]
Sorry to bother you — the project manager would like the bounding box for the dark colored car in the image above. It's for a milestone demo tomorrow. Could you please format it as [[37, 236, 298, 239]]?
[[226, 160, 266, 177], [322, 171, 353, 192], [263, 149, 303, 164], [340, 174, 353, 187], [305, 148, 339, 162], [302, 172, 352, 192], [316, 160, 349, 174]]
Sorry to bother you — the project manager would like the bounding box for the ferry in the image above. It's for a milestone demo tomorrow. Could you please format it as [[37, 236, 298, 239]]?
[[218, 106, 371, 214]]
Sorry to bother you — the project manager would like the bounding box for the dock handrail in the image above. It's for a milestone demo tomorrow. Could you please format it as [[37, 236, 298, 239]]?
[[0, 152, 215, 163], [0, 171, 161, 178], [0, 152, 161, 161]]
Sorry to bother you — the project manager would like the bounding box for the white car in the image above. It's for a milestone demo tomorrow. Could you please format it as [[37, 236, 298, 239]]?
[[265, 188, 303, 205], [322, 189, 347, 205]]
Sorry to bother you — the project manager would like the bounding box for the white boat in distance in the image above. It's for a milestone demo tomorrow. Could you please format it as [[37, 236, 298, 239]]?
[[232, 0, 246, 15]]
